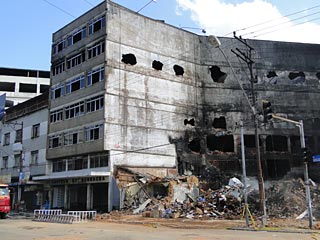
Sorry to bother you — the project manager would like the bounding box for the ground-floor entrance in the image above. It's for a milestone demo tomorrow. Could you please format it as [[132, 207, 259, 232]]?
[[49, 177, 109, 212]]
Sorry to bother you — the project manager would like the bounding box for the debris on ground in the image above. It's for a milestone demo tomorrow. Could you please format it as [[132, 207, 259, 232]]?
[[114, 167, 319, 221]]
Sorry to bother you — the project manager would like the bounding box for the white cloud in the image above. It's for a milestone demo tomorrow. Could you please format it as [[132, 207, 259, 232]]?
[[176, 0, 320, 44]]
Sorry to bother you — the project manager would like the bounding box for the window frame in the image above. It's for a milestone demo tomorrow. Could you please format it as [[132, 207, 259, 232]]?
[[89, 15, 106, 35], [15, 129, 22, 143], [65, 101, 85, 120], [85, 124, 103, 142], [50, 109, 63, 123], [2, 156, 8, 169], [87, 66, 104, 86], [66, 75, 85, 94], [64, 129, 83, 146], [30, 150, 39, 165], [51, 84, 64, 100], [48, 134, 62, 149], [32, 124, 40, 139], [86, 95, 104, 113], [4, 133, 10, 146], [87, 41, 105, 59]]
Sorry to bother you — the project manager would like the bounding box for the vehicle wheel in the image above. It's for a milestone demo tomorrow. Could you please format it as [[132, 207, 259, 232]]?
[[0, 213, 6, 219]]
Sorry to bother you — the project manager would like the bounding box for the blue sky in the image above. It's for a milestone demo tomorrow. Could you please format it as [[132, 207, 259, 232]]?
[[0, 0, 319, 71]]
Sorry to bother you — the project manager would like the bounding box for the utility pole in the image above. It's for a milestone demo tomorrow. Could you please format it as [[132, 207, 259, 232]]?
[[232, 32, 267, 226], [270, 115, 313, 228]]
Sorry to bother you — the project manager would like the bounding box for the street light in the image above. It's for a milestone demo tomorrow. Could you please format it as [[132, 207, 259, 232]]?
[[208, 35, 267, 227], [180, 27, 206, 34]]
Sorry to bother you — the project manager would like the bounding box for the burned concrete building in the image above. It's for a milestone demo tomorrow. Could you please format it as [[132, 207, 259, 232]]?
[[32, 0, 320, 211]]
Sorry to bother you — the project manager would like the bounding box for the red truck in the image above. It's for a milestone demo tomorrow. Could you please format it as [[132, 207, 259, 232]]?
[[0, 184, 10, 218]]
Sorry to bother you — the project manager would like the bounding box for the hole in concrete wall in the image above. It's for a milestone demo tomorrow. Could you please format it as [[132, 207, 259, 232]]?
[[152, 60, 163, 70], [188, 138, 201, 153], [267, 159, 290, 179], [244, 135, 256, 148], [266, 135, 288, 152], [316, 72, 320, 80], [288, 72, 305, 83], [207, 134, 234, 152], [212, 116, 226, 129], [121, 53, 137, 65], [184, 118, 195, 126], [173, 64, 184, 76], [290, 136, 300, 153], [209, 66, 227, 83], [267, 71, 278, 78]]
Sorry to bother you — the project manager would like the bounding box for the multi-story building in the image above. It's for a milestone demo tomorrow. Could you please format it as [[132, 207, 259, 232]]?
[[34, 0, 320, 212], [0, 67, 50, 107], [0, 92, 49, 210]]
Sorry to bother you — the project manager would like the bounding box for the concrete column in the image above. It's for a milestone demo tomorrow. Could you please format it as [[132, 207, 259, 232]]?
[[86, 183, 91, 210], [48, 189, 52, 209], [64, 184, 68, 210], [108, 177, 113, 212], [287, 136, 292, 153]]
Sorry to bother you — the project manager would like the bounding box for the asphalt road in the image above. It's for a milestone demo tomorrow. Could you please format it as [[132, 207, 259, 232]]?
[[0, 218, 318, 240]]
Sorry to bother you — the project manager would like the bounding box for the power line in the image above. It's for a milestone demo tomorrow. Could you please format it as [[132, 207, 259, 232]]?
[[42, 0, 76, 19], [83, 0, 95, 7], [242, 10, 320, 38], [231, 4, 320, 36]]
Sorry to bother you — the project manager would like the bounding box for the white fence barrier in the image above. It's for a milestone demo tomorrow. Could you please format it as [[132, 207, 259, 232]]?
[[34, 209, 62, 217], [33, 209, 96, 224], [67, 211, 97, 223]]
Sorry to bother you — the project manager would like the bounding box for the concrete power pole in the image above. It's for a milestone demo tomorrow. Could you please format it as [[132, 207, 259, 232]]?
[[231, 32, 267, 226]]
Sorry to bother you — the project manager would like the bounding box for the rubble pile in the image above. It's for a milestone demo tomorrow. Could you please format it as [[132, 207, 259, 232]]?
[[116, 167, 320, 220], [132, 177, 244, 220], [262, 178, 320, 218]]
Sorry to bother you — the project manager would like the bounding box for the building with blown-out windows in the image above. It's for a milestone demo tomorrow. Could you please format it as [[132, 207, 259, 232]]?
[[28, 0, 320, 212]]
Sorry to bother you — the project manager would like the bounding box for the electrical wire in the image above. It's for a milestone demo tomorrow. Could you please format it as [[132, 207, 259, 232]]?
[[42, 0, 76, 18]]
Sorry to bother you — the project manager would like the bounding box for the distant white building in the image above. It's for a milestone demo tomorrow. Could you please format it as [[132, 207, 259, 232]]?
[[0, 67, 50, 106], [0, 93, 49, 210]]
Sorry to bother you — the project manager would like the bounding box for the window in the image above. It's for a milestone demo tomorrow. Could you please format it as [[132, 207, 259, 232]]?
[[32, 124, 40, 138], [40, 84, 50, 93], [68, 157, 87, 171], [87, 66, 104, 86], [90, 153, 108, 168], [50, 109, 63, 123], [86, 95, 104, 113], [52, 39, 66, 54], [89, 16, 106, 35], [88, 41, 105, 59], [65, 101, 85, 119], [66, 51, 85, 69], [52, 61, 65, 76], [64, 129, 83, 146], [0, 82, 15, 92], [15, 129, 22, 143], [67, 27, 86, 46], [52, 160, 66, 172], [66, 75, 85, 94], [14, 154, 21, 167], [51, 84, 64, 100], [48, 134, 62, 149], [85, 124, 103, 142], [2, 156, 8, 169], [31, 150, 39, 165], [19, 83, 37, 93], [4, 133, 10, 145]]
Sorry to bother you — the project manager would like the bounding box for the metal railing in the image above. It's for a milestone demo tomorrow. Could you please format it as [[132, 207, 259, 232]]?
[[67, 211, 97, 223]]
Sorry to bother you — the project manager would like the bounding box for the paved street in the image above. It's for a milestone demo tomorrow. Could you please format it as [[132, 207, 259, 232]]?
[[0, 218, 319, 240]]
